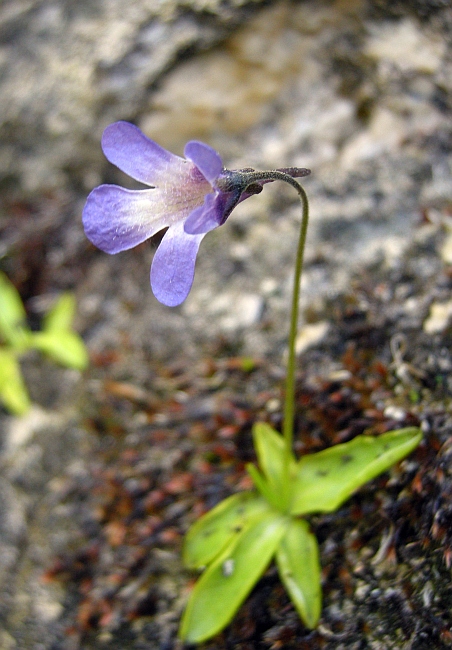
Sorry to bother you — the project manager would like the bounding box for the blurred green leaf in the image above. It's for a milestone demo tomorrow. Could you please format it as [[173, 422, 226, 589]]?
[[245, 462, 278, 507], [0, 348, 30, 415], [43, 293, 76, 332], [289, 427, 422, 515], [31, 331, 89, 370], [180, 510, 288, 644], [252, 422, 295, 494], [276, 518, 321, 628], [0, 272, 30, 347], [184, 491, 271, 570]]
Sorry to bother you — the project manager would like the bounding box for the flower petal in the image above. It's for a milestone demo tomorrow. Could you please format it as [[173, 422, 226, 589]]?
[[82, 184, 172, 254], [150, 222, 205, 306], [183, 194, 219, 235], [101, 121, 186, 186], [184, 141, 223, 184], [184, 189, 243, 235]]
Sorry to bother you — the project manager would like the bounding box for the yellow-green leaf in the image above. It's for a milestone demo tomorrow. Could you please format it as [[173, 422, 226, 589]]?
[[31, 331, 89, 370], [0, 272, 29, 346], [276, 518, 321, 628], [180, 510, 288, 643], [252, 422, 295, 491], [184, 491, 270, 569], [43, 293, 76, 332], [289, 427, 422, 515], [0, 349, 30, 415]]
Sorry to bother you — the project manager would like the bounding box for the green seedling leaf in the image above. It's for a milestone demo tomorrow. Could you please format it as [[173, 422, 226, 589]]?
[[276, 518, 321, 629], [184, 491, 271, 570], [43, 293, 76, 332], [0, 272, 30, 347], [252, 422, 296, 491], [290, 427, 422, 515], [0, 349, 30, 415], [0, 272, 26, 329], [31, 331, 89, 370], [245, 463, 280, 508], [180, 510, 288, 643]]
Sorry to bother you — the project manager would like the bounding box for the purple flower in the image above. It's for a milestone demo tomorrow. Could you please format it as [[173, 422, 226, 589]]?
[[83, 121, 310, 306]]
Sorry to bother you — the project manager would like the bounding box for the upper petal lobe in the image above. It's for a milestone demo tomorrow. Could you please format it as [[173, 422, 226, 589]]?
[[101, 121, 187, 187], [184, 141, 223, 184]]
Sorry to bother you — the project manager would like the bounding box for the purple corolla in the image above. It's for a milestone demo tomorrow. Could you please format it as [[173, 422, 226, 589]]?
[[82, 121, 310, 306]]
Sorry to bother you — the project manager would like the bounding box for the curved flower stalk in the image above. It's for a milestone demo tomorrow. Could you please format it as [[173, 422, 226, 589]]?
[[82, 121, 310, 307]]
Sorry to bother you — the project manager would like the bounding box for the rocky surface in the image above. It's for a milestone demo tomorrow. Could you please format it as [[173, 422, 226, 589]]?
[[1, 0, 452, 648]]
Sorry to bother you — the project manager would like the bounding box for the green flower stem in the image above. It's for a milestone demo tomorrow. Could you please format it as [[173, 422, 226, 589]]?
[[243, 171, 310, 506], [267, 181, 309, 509], [281, 181, 309, 487]]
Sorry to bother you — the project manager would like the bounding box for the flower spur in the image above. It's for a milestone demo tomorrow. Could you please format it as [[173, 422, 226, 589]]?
[[82, 121, 310, 306]]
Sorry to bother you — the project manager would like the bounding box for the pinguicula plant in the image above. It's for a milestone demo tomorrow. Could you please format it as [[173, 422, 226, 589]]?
[[0, 272, 89, 415], [83, 121, 422, 643]]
